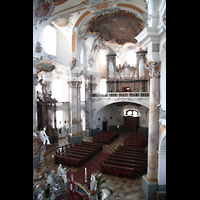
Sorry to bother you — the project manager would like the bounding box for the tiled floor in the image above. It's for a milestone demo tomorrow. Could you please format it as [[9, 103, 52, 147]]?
[[33, 132, 147, 200]]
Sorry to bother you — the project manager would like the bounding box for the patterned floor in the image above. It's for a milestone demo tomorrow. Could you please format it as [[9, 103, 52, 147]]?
[[33, 132, 146, 200]]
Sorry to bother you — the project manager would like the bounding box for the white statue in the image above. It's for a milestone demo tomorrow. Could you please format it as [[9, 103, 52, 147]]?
[[57, 164, 67, 183], [90, 174, 97, 191], [39, 127, 50, 145], [33, 131, 37, 137], [37, 190, 44, 200]]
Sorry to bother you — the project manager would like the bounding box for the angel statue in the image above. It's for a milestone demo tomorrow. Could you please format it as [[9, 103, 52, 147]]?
[[57, 164, 67, 183], [90, 174, 97, 192], [39, 127, 50, 145]]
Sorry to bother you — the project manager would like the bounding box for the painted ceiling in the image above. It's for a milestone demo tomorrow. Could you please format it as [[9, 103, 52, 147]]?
[[36, 60, 56, 74], [88, 11, 143, 45]]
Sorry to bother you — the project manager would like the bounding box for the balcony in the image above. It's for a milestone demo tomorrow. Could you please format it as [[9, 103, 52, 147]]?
[[90, 92, 149, 98], [90, 92, 150, 115]]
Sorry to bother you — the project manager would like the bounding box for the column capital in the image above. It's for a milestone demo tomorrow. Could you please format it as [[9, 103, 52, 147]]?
[[68, 80, 82, 88], [146, 61, 161, 78]]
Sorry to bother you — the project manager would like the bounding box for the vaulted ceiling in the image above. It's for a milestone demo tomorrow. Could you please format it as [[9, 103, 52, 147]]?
[[33, 0, 148, 46], [88, 10, 143, 45]]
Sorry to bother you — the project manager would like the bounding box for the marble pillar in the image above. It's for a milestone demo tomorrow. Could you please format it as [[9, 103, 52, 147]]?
[[146, 61, 160, 182], [85, 75, 91, 136], [141, 61, 160, 200], [68, 76, 83, 143]]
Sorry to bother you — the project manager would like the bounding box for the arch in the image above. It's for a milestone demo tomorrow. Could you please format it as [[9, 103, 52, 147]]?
[[92, 100, 149, 125], [75, 11, 91, 27], [93, 99, 149, 117]]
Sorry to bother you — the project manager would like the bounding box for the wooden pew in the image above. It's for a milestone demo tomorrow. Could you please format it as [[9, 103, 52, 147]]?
[[55, 153, 83, 167], [118, 145, 145, 151], [82, 141, 103, 149], [105, 160, 143, 172], [124, 133, 148, 147], [117, 148, 148, 155], [109, 156, 147, 167], [55, 141, 103, 167], [112, 153, 147, 162], [70, 145, 95, 153], [60, 147, 91, 157], [58, 150, 89, 160], [93, 131, 119, 144], [116, 148, 147, 156], [101, 163, 135, 178], [75, 143, 100, 153], [124, 141, 143, 147], [114, 150, 147, 158]]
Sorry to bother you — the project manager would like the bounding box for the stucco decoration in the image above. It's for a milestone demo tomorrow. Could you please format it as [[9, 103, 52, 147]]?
[[53, 15, 70, 27], [88, 11, 143, 45]]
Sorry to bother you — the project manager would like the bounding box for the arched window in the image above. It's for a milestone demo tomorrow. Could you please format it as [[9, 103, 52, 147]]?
[[124, 109, 139, 117], [126, 50, 136, 66], [44, 25, 56, 56]]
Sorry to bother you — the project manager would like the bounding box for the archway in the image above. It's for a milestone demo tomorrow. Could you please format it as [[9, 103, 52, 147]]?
[[92, 101, 148, 133]]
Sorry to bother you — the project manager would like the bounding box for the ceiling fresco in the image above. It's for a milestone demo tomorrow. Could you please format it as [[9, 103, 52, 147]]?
[[36, 60, 56, 74], [88, 11, 143, 45]]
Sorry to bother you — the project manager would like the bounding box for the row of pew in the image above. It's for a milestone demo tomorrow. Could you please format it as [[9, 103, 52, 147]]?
[[93, 131, 119, 144], [124, 132, 148, 147], [101, 145, 147, 178], [55, 141, 103, 167]]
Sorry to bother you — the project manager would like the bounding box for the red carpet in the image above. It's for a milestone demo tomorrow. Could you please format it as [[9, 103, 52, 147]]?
[[67, 152, 111, 184]]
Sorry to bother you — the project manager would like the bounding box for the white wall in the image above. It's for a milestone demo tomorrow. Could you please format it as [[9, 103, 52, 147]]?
[[56, 25, 71, 65], [92, 105, 116, 131], [51, 76, 69, 102]]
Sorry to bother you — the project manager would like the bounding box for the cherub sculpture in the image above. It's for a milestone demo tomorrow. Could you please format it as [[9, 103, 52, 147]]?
[[39, 127, 50, 145]]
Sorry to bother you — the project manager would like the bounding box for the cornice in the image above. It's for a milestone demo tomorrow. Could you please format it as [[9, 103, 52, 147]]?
[[135, 27, 159, 46]]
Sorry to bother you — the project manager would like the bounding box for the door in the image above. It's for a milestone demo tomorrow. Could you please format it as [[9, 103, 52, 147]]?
[[124, 116, 139, 132], [103, 121, 107, 131]]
